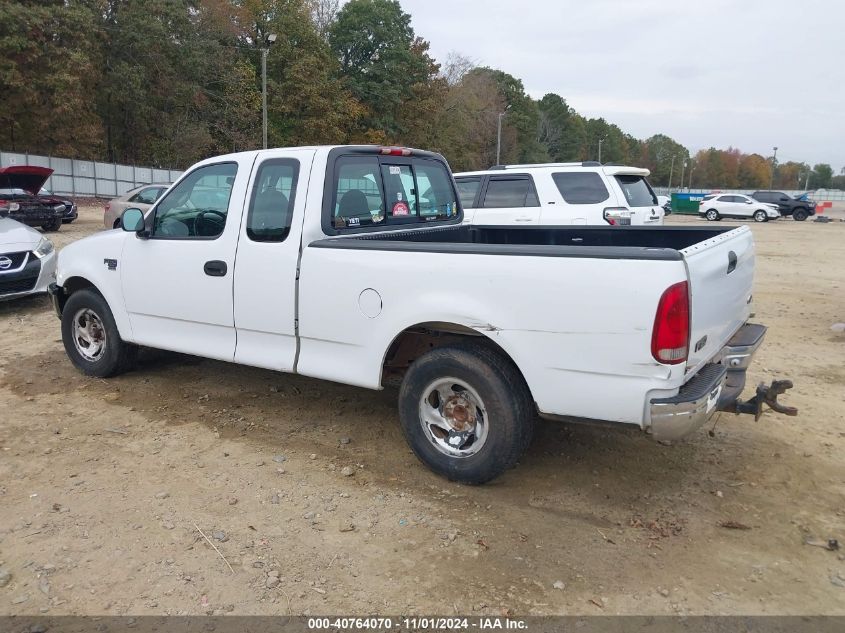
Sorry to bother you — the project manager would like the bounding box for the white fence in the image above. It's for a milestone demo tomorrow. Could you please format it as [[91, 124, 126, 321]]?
[[0, 151, 183, 198]]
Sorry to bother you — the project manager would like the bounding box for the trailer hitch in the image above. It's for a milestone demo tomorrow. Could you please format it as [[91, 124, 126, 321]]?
[[724, 379, 798, 421]]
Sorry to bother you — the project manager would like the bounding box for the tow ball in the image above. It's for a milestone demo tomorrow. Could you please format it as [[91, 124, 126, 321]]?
[[724, 379, 798, 421]]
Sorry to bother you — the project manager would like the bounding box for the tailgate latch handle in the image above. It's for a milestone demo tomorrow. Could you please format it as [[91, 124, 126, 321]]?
[[727, 250, 738, 274], [724, 379, 798, 421]]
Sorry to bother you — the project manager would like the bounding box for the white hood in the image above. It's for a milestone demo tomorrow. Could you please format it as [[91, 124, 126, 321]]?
[[0, 217, 42, 251]]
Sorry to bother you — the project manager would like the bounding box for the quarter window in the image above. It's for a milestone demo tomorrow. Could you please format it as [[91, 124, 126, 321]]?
[[247, 159, 299, 242], [552, 172, 610, 204], [153, 163, 237, 238]]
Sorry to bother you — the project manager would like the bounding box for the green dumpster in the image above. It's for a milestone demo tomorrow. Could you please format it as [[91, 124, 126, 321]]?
[[671, 193, 707, 215]]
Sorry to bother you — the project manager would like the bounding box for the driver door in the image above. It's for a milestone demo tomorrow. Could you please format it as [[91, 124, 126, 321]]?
[[120, 160, 247, 361]]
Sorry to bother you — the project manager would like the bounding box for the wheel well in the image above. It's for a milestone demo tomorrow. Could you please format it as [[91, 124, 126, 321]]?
[[380, 322, 533, 397], [58, 277, 100, 314]]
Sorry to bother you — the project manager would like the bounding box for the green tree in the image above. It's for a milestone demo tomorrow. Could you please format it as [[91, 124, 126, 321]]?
[[811, 163, 833, 189], [737, 153, 770, 189], [328, 0, 434, 139], [537, 94, 587, 162], [639, 134, 690, 187]]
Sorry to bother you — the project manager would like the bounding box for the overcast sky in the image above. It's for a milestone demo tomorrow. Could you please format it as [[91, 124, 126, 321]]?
[[393, 0, 844, 169]]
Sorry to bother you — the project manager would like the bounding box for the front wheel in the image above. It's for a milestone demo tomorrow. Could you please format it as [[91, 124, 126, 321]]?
[[792, 209, 808, 221], [42, 217, 62, 232], [398, 343, 534, 484], [753, 210, 768, 222], [61, 289, 137, 377], [705, 209, 720, 221]]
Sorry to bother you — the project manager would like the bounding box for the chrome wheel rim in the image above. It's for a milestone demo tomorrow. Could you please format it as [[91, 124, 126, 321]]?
[[706, 210, 717, 220], [754, 212, 766, 222], [418, 377, 488, 458], [72, 308, 107, 362]]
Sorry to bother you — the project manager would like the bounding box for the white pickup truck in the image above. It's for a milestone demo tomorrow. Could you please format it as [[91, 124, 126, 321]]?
[[49, 145, 796, 484]]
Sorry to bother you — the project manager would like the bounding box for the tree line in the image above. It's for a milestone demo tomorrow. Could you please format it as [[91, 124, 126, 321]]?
[[2, 0, 841, 190]]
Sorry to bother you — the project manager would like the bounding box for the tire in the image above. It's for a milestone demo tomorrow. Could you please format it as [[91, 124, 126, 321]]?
[[753, 210, 768, 222], [398, 343, 534, 484], [61, 288, 137, 378], [113, 218, 122, 229], [41, 217, 62, 232], [705, 209, 719, 221], [792, 208, 808, 221]]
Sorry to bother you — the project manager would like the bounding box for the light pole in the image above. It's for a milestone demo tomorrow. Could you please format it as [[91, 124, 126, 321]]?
[[667, 154, 676, 190], [769, 146, 778, 189], [598, 137, 606, 163], [804, 170, 811, 190], [679, 159, 687, 192], [688, 162, 695, 190], [496, 105, 511, 165], [262, 33, 278, 150]]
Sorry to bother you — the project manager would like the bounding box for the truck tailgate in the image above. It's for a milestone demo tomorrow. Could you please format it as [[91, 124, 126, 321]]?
[[681, 225, 755, 375]]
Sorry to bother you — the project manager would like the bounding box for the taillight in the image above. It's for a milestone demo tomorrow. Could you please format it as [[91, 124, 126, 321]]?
[[651, 281, 690, 365], [379, 147, 412, 156], [105, 203, 110, 211], [603, 207, 631, 225]]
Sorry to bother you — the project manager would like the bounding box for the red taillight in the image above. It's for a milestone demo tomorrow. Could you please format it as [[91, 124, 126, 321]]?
[[379, 147, 412, 156], [651, 281, 690, 365]]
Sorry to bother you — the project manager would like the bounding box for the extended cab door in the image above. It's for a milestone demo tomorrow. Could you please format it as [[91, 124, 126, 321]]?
[[472, 174, 541, 225], [232, 149, 314, 371], [121, 160, 246, 361]]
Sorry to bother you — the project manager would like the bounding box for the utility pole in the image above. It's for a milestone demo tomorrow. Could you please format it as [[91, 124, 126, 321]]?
[[598, 137, 604, 163], [667, 154, 676, 190], [679, 159, 686, 192], [688, 162, 695, 190], [496, 105, 511, 165], [262, 33, 278, 150], [769, 146, 778, 189], [804, 170, 811, 190]]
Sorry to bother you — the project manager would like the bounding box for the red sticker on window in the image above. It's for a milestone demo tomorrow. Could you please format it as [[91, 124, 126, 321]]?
[[392, 201, 410, 216]]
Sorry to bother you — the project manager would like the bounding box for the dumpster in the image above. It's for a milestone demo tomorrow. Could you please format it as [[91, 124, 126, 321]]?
[[671, 192, 708, 215]]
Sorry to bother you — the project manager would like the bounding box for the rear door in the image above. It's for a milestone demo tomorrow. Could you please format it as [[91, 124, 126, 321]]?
[[681, 226, 755, 375], [610, 172, 663, 225], [472, 175, 540, 225]]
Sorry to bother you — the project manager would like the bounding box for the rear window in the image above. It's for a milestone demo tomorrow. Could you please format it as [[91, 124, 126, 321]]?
[[330, 155, 458, 231], [614, 175, 657, 207], [455, 177, 481, 208], [552, 172, 609, 204], [482, 177, 539, 208]]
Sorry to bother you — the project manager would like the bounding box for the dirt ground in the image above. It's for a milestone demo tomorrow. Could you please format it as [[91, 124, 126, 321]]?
[[1, 205, 843, 616]]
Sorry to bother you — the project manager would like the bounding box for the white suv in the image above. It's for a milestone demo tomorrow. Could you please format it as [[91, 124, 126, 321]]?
[[454, 162, 664, 226]]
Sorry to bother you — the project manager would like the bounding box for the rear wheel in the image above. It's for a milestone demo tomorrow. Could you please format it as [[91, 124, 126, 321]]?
[[113, 218, 122, 229], [705, 209, 719, 221], [753, 210, 768, 222], [793, 208, 808, 221], [61, 289, 137, 377], [398, 343, 534, 484]]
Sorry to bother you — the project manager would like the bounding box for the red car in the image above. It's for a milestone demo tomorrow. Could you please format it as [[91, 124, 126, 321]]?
[[0, 166, 66, 232]]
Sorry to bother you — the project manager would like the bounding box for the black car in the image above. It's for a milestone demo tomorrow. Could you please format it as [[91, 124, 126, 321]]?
[[39, 187, 77, 223], [751, 190, 816, 221], [0, 166, 65, 231]]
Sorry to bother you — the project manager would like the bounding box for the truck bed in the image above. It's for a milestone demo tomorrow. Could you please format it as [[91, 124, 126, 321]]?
[[311, 224, 734, 261]]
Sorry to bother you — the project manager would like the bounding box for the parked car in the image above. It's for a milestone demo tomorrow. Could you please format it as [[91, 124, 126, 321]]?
[[103, 184, 169, 229], [0, 213, 57, 300], [454, 162, 664, 226], [49, 145, 795, 484], [698, 193, 780, 222], [0, 166, 65, 231], [656, 194, 672, 215], [38, 187, 78, 223], [751, 190, 816, 221]]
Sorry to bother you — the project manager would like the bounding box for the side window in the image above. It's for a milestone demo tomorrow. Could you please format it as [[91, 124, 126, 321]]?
[[153, 162, 237, 239], [334, 156, 385, 229], [153, 187, 167, 201], [552, 172, 610, 204], [129, 188, 159, 205], [482, 177, 537, 208], [414, 163, 459, 219], [455, 178, 481, 208], [381, 164, 417, 222], [247, 159, 299, 242]]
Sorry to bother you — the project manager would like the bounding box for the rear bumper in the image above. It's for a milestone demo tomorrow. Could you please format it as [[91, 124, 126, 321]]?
[[649, 323, 766, 441]]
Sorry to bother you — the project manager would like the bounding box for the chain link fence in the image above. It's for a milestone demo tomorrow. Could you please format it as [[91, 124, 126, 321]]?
[[0, 150, 183, 198]]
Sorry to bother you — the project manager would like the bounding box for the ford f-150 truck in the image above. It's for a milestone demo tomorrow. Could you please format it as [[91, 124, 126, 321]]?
[[48, 146, 796, 484]]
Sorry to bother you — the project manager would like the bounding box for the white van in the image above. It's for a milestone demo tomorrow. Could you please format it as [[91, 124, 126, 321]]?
[[454, 162, 664, 226]]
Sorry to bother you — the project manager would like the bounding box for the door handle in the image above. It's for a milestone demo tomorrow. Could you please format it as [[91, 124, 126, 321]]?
[[514, 218, 532, 222], [204, 260, 227, 277]]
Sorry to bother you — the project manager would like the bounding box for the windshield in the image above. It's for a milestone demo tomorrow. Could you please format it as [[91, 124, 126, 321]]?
[[614, 175, 657, 207], [0, 188, 29, 196]]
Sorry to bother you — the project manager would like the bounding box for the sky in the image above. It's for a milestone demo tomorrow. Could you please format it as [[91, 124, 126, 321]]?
[[391, 0, 845, 170]]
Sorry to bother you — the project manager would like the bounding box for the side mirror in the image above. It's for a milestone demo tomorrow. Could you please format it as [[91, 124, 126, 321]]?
[[121, 208, 145, 233], [746, 200, 752, 204], [780, 196, 788, 201]]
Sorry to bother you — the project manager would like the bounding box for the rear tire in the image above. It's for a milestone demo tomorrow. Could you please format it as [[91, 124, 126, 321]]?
[[113, 219, 121, 229], [398, 343, 534, 484], [753, 210, 768, 222], [792, 208, 808, 221], [61, 289, 137, 378], [705, 209, 719, 221]]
